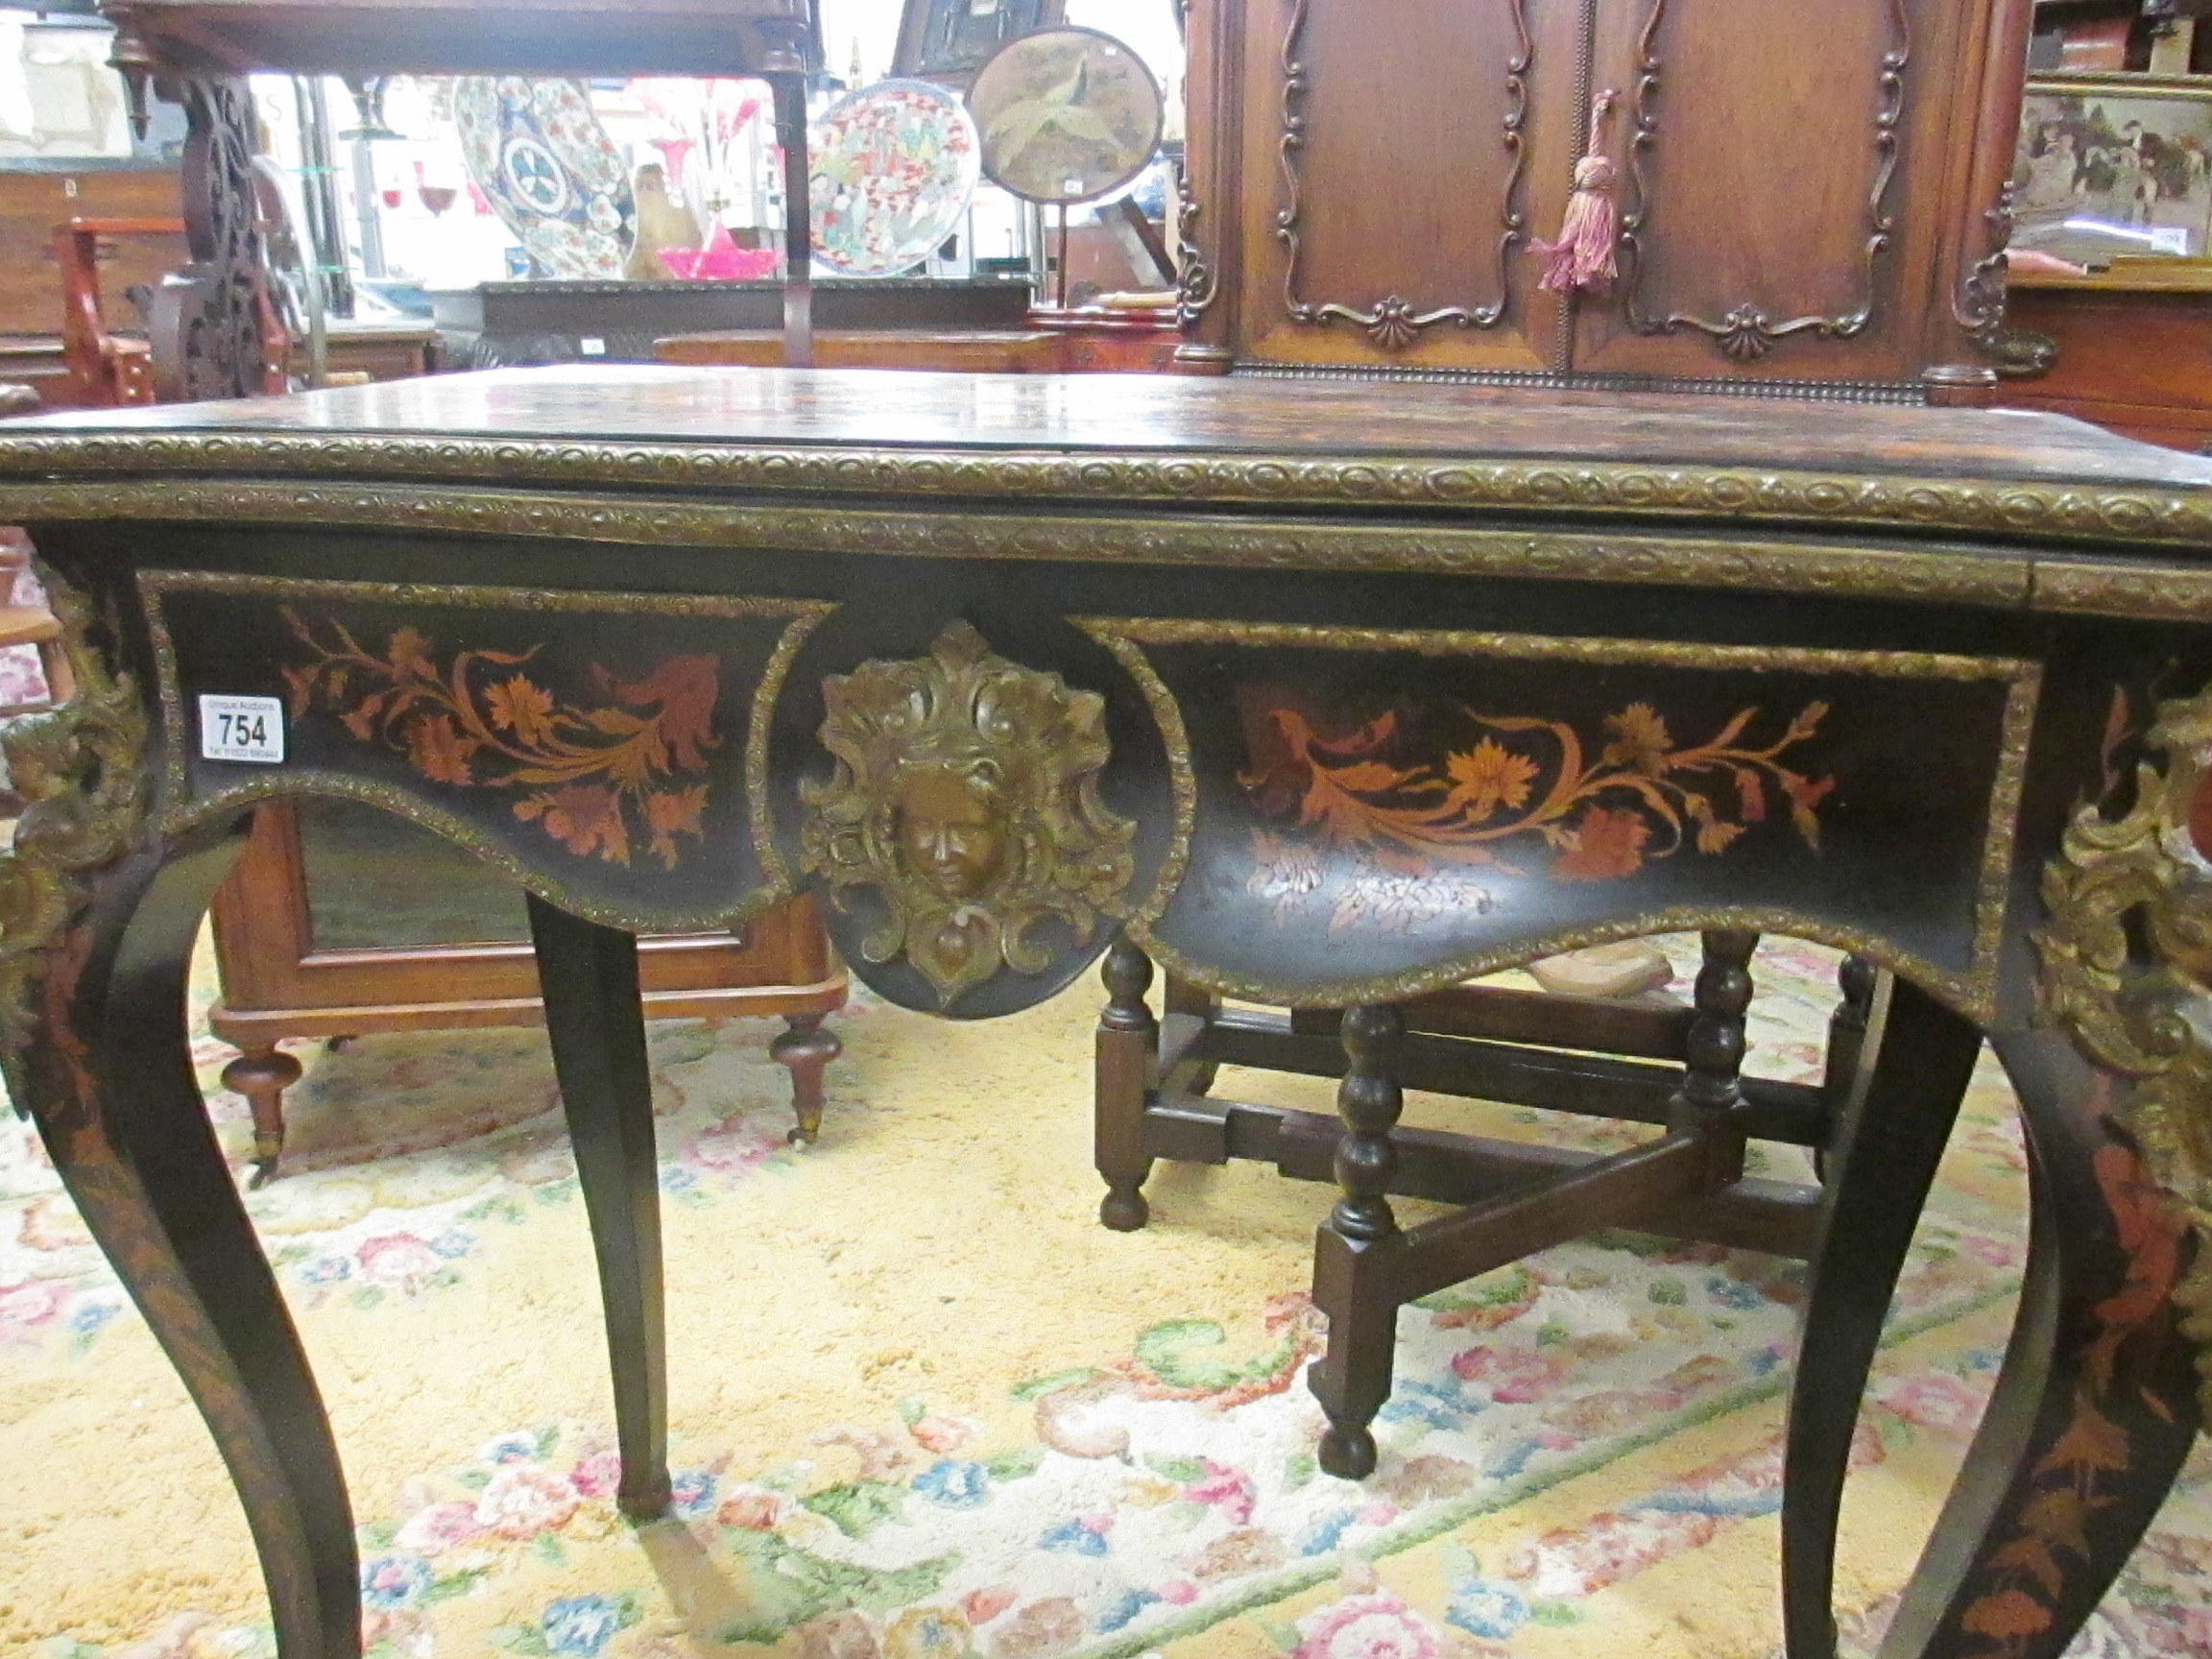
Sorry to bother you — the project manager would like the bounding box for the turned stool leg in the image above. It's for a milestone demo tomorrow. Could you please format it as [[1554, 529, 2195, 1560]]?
[[1671, 929, 1757, 1188], [1095, 940, 1158, 1231], [771, 1013, 841, 1145], [222, 1043, 302, 1189], [1310, 1001, 1407, 1480], [1163, 973, 1220, 1095], [1815, 952, 1878, 1184]]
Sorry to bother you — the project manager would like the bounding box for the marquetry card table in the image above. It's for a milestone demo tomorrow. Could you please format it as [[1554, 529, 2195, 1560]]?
[[3, 366, 2212, 1658]]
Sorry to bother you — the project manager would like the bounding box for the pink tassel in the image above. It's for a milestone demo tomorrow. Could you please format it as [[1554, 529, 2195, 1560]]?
[[1533, 90, 1620, 296], [1537, 156, 1619, 294]]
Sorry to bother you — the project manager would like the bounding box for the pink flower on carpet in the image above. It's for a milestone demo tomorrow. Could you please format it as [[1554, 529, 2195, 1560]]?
[[354, 1234, 442, 1289], [1159, 1580, 1198, 1605], [1876, 1371, 1988, 1435], [567, 1450, 623, 1499], [1505, 1508, 1722, 1599], [1451, 1345, 1568, 1404], [960, 1587, 1017, 1627], [908, 1414, 975, 1455], [1184, 1460, 1257, 1525], [0, 1280, 67, 1338], [394, 1501, 483, 1555], [716, 1486, 789, 1530], [473, 1462, 580, 1538], [686, 1116, 782, 1174], [991, 1598, 1084, 1659], [1293, 1591, 1444, 1659], [1358, 1501, 1400, 1527], [1960, 1235, 2019, 1268]]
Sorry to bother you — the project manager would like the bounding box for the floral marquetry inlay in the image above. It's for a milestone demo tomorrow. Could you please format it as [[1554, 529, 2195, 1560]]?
[[1235, 690, 1833, 921], [282, 611, 722, 869]]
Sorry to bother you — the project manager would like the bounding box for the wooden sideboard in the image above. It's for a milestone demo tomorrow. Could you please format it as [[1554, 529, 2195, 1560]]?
[[1999, 269, 2212, 451]]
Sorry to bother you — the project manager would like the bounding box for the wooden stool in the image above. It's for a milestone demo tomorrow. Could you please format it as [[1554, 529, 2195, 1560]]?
[[1094, 935, 1936, 1479]]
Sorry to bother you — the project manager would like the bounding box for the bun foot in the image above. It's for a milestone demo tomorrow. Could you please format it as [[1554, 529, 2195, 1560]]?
[[1099, 1180, 1149, 1231], [1318, 1422, 1377, 1480]]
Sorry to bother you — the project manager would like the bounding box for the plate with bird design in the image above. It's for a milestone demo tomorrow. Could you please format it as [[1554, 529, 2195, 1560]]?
[[807, 79, 981, 277], [967, 25, 1164, 205]]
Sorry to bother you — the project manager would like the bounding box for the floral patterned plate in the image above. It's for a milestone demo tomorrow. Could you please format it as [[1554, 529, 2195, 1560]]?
[[453, 78, 635, 280], [807, 79, 980, 277]]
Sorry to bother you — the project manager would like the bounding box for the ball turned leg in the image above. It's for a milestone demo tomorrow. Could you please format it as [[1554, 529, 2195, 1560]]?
[[1309, 1003, 1407, 1479], [1095, 941, 1158, 1231], [772, 1013, 841, 1145], [221, 1043, 301, 1189]]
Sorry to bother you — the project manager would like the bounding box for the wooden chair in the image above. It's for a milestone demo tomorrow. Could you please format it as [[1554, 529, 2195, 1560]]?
[[54, 216, 184, 407], [1095, 937, 1896, 1477]]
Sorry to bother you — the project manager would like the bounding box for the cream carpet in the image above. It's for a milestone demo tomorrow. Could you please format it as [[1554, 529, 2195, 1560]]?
[[3, 935, 2208, 1659]]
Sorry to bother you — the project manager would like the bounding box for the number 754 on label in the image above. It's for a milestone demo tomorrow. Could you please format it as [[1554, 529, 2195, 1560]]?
[[198, 694, 286, 764]]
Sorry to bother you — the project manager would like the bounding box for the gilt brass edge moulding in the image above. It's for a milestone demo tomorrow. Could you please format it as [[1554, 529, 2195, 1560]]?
[[0, 480, 2043, 612], [1131, 907, 1993, 1027], [1069, 622, 1196, 930], [155, 775, 790, 938], [1084, 614, 2037, 1019], [1085, 615, 2034, 682], [2, 436, 2210, 550]]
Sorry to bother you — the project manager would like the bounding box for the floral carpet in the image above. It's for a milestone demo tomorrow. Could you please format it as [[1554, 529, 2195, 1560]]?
[[2, 935, 2207, 1659]]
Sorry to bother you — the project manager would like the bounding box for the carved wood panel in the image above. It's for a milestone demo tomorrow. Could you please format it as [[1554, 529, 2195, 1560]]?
[[1574, 0, 1922, 378], [1244, 0, 1556, 369]]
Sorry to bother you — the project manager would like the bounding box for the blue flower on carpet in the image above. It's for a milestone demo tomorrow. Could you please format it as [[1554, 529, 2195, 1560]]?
[[1041, 1515, 1111, 1554], [360, 1552, 433, 1610], [300, 1255, 352, 1285], [1483, 1436, 1543, 1480], [1377, 1378, 1476, 1430], [538, 1593, 638, 1657], [430, 1230, 474, 1260], [1704, 1275, 1765, 1310], [670, 1469, 718, 1517], [1094, 1587, 1160, 1631], [479, 1430, 543, 1466], [914, 1458, 990, 1507], [1295, 1507, 1358, 1555], [65, 1301, 117, 1339], [1447, 1577, 1530, 1639]]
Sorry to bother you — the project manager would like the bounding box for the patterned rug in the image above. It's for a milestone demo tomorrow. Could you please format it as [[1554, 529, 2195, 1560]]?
[[3, 935, 2208, 1659]]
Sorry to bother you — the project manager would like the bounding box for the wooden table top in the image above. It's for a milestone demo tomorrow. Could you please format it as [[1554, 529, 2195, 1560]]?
[[9, 365, 2212, 553], [10, 363, 2205, 481]]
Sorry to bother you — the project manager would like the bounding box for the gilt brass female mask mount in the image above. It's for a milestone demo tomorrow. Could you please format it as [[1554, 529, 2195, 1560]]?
[[802, 622, 1136, 1007]]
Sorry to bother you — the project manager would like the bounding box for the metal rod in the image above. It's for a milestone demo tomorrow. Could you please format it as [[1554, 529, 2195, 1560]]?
[[773, 72, 812, 369]]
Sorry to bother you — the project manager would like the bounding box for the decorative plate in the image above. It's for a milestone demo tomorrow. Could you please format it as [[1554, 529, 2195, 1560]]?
[[808, 79, 981, 277], [967, 26, 1164, 205], [453, 77, 635, 280]]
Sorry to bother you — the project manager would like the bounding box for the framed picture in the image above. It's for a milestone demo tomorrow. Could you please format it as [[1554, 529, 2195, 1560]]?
[[893, 0, 1067, 89], [2011, 74, 2212, 266]]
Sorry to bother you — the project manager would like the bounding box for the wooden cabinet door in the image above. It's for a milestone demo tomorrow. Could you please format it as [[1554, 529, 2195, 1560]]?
[[1569, 0, 1970, 385], [1233, 0, 1585, 373]]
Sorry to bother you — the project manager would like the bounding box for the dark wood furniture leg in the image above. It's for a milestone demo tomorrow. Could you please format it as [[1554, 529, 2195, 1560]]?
[[1781, 972, 1983, 1659], [1310, 1001, 1409, 1479], [1872, 1028, 2202, 1659], [1095, 939, 1158, 1231], [14, 836, 360, 1659], [222, 1042, 302, 1188], [771, 1010, 841, 1144], [524, 893, 672, 1520]]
